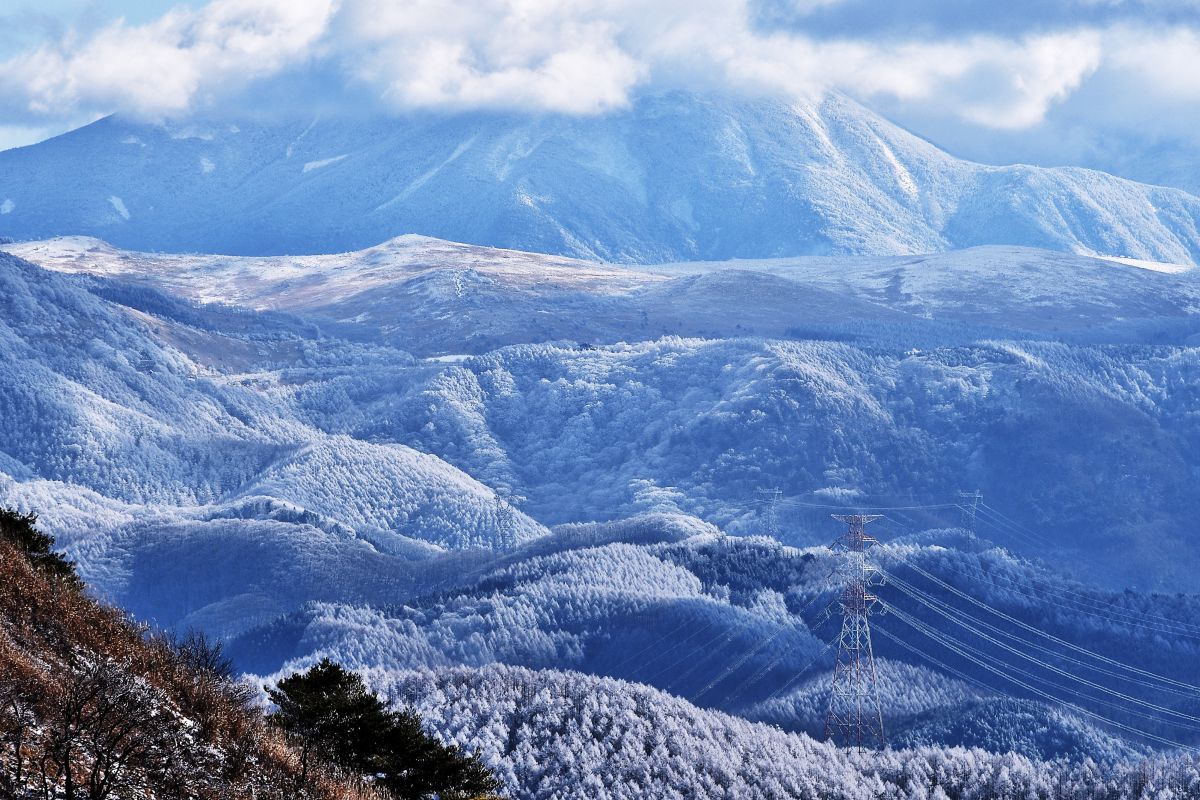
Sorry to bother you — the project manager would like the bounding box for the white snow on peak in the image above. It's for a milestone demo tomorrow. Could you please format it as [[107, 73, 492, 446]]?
[[302, 154, 347, 173], [108, 196, 130, 221], [5, 93, 1200, 264]]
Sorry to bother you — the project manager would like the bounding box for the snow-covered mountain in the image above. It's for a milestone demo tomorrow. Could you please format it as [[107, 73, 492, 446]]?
[[4, 92, 1200, 263], [4, 234, 1200, 776], [9, 235, 1200, 356], [5, 234, 1200, 594]]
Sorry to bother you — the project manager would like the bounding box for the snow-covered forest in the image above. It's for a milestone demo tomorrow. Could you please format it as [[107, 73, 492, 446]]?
[[3, 235, 1200, 796]]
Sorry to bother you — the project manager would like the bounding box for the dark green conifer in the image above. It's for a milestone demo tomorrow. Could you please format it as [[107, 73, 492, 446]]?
[[0, 507, 79, 585]]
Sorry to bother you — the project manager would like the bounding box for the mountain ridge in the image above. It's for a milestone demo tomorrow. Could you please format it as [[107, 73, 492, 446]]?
[[3, 91, 1200, 264]]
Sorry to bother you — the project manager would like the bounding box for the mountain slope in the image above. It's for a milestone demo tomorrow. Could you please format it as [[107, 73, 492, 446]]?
[[372, 664, 1199, 799], [0, 527, 359, 799], [3, 92, 1200, 263], [0, 250, 549, 635], [6, 237, 1200, 591], [8, 237, 1200, 357]]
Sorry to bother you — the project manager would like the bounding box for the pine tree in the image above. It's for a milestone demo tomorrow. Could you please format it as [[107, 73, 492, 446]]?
[[268, 659, 502, 799], [0, 507, 79, 586], [376, 708, 501, 800], [267, 658, 393, 784]]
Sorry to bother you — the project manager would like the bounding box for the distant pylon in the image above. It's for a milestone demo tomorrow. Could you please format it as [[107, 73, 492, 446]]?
[[957, 490, 983, 533], [494, 495, 517, 551], [759, 488, 782, 538], [824, 514, 887, 750]]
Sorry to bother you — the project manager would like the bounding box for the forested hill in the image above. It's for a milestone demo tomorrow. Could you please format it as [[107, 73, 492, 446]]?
[[384, 665, 1200, 799]]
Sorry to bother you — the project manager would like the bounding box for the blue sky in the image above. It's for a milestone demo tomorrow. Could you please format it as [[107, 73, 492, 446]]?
[[2, 0, 1199, 180]]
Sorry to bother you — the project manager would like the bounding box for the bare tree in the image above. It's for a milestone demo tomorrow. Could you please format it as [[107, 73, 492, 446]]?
[[0, 668, 38, 795], [41, 659, 195, 800]]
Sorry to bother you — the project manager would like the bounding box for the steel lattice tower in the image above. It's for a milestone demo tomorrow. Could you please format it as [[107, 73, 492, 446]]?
[[759, 488, 782, 538], [494, 495, 517, 551], [824, 513, 887, 750], [957, 490, 983, 533]]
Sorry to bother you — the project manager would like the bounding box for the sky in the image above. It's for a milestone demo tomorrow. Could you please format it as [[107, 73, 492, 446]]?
[[1, 0, 1199, 182]]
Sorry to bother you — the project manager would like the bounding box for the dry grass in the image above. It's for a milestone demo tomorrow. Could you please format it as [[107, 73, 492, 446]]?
[[0, 538, 376, 799]]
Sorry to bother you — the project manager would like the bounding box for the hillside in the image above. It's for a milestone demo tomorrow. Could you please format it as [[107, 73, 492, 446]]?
[[230, 518, 1200, 762], [3, 93, 1200, 263], [376, 664, 1200, 799], [0, 511, 359, 799]]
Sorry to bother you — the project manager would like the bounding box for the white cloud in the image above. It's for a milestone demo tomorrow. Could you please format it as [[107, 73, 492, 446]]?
[[834, 32, 1104, 129], [340, 0, 644, 113], [1, 0, 335, 119], [1106, 24, 1200, 100], [0, 0, 1196, 140]]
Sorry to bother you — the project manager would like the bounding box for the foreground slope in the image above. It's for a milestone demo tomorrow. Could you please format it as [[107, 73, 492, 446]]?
[[3, 92, 1200, 263], [0, 528, 356, 799]]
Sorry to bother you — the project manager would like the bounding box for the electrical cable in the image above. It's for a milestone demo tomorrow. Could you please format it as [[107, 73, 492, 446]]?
[[901, 560, 1200, 694]]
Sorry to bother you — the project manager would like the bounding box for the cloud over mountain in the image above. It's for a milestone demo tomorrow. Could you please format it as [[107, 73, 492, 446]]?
[[1, 0, 1196, 142]]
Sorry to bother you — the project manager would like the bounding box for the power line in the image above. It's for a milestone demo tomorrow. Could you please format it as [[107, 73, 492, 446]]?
[[716, 596, 841, 708], [946, 560, 1200, 642], [689, 581, 840, 706], [883, 572, 1200, 723], [739, 640, 836, 712], [872, 623, 994, 696], [883, 603, 1200, 752], [980, 502, 1057, 545], [900, 560, 1200, 694]]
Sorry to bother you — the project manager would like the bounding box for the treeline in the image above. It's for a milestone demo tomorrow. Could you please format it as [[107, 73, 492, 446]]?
[[0, 508, 501, 799]]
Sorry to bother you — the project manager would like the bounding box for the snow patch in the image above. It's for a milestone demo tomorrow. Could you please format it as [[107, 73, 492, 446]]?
[[1098, 254, 1193, 274], [169, 126, 214, 141], [875, 135, 919, 200], [286, 116, 319, 159], [302, 154, 347, 173], [108, 196, 130, 221], [376, 137, 477, 211]]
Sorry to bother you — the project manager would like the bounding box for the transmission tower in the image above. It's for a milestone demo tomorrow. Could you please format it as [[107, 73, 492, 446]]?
[[494, 496, 517, 551], [824, 513, 887, 750], [957, 490, 983, 532], [758, 488, 782, 538]]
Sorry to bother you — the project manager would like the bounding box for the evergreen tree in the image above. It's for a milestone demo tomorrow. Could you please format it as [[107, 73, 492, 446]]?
[[0, 507, 79, 586], [376, 708, 501, 800], [266, 658, 393, 784], [268, 659, 502, 799]]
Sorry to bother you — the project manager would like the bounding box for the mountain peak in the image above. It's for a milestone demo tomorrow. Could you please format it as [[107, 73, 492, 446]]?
[[1, 91, 1199, 264]]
